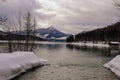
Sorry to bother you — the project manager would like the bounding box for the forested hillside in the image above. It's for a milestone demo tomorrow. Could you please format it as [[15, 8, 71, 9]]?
[[67, 22, 120, 42]]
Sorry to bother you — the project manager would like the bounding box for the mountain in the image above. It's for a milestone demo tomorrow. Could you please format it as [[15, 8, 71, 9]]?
[[0, 30, 45, 41], [35, 26, 69, 40], [12, 26, 69, 41]]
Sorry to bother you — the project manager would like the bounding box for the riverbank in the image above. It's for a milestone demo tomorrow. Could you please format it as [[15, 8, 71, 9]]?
[[0, 51, 47, 80], [104, 55, 120, 78], [13, 42, 119, 80], [0, 42, 119, 80], [66, 42, 109, 48]]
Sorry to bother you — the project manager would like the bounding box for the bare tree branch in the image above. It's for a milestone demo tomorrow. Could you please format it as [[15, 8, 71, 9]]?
[[0, 16, 8, 24], [113, 0, 120, 9]]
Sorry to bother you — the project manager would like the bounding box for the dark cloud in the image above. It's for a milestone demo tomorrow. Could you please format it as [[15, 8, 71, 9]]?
[[0, 0, 119, 34]]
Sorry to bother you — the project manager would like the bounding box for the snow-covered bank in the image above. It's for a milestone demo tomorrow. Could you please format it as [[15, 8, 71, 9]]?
[[0, 51, 48, 80], [67, 42, 109, 48], [104, 55, 120, 78]]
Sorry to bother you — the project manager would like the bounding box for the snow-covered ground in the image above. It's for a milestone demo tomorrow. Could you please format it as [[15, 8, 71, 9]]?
[[0, 51, 47, 80], [55, 36, 67, 40], [67, 42, 109, 48], [104, 55, 120, 78]]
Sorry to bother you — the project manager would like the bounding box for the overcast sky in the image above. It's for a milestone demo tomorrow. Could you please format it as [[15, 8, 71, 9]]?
[[0, 0, 120, 34]]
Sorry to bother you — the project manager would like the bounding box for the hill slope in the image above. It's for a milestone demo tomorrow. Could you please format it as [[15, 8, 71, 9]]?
[[35, 26, 69, 39]]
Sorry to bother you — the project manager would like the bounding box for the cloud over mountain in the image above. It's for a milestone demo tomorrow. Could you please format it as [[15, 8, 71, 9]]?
[[0, 0, 119, 34]]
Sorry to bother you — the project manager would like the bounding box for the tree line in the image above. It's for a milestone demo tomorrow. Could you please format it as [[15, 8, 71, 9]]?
[[66, 22, 120, 42]]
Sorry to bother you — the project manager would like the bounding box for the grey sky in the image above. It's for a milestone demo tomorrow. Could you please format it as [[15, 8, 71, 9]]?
[[0, 0, 120, 34]]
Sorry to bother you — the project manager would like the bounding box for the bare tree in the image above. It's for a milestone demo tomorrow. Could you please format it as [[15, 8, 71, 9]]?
[[0, 16, 14, 52], [114, 0, 120, 7], [24, 12, 32, 51], [0, 11, 37, 52], [113, 0, 120, 42], [0, 15, 7, 24], [30, 17, 36, 51], [24, 12, 36, 51]]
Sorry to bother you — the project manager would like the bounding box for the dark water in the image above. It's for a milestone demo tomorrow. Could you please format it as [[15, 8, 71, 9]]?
[[14, 42, 120, 80]]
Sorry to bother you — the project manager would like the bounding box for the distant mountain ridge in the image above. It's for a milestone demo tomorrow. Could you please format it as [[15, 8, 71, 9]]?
[[35, 26, 69, 39], [0, 30, 45, 41], [12, 26, 69, 40]]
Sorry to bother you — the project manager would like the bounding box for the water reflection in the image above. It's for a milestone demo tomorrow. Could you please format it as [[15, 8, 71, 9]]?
[[37, 44, 62, 50], [13, 42, 119, 80], [66, 44, 119, 58]]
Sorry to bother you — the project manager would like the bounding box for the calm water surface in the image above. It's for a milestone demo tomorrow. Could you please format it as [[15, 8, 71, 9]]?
[[14, 42, 119, 80]]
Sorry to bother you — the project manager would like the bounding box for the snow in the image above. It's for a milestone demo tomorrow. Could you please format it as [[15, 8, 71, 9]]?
[[0, 51, 48, 80], [67, 42, 109, 48], [109, 42, 120, 45], [55, 36, 67, 40], [104, 55, 120, 78], [110, 42, 120, 44]]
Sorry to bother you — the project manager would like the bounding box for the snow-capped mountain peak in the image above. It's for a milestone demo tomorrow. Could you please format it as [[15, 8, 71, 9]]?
[[47, 26, 57, 30], [35, 26, 69, 39], [12, 26, 69, 40]]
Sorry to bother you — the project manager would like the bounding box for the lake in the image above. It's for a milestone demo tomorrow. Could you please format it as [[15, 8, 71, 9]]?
[[13, 42, 119, 80]]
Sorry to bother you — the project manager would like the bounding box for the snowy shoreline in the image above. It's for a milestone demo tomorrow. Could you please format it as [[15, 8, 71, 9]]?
[[0, 51, 48, 80], [104, 55, 120, 78], [0, 40, 119, 48], [66, 42, 110, 48], [68, 42, 120, 78]]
